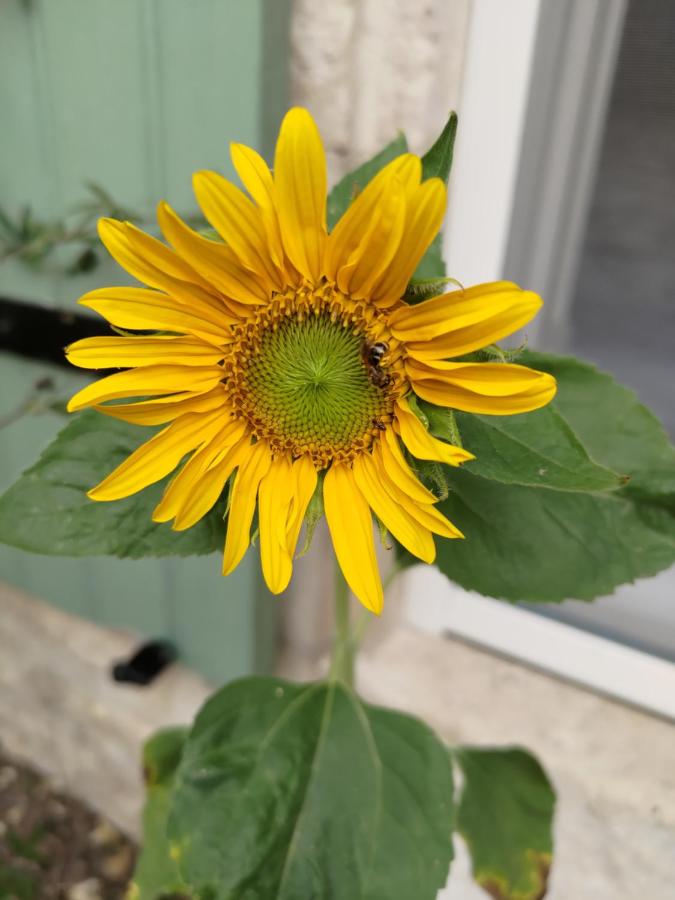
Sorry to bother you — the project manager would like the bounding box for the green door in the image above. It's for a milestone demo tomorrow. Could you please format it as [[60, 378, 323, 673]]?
[[0, 0, 289, 683]]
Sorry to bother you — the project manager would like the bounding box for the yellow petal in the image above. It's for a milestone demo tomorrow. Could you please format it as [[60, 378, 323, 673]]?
[[390, 281, 519, 336], [405, 500, 464, 539], [395, 397, 475, 465], [375, 429, 437, 504], [274, 107, 327, 282], [230, 143, 287, 273], [405, 360, 558, 414], [370, 177, 447, 307], [222, 441, 272, 576], [230, 143, 275, 208], [286, 454, 318, 556], [170, 437, 249, 531], [99, 218, 208, 284], [258, 456, 295, 593], [97, 219, 224, 311], [94, 388, 227, 425], [67, 364, 225, 413], [395, 285, 542, 359], [157, 202, 270, 306], [88, 409, 225, 501], [323, 463, 383, 614], [79, 287, 233, 346], [66, 335, 225, 369], [172, 449, 244, 531], [353, 453, 435, 563], [337, 177, 406, 299], [325, 154, 419, 280], [192, 171, 283, 290], [152, 419, 246, 524], [372, 449, 463, 539]]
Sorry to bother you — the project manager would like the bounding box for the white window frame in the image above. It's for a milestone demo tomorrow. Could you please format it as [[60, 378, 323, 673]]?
[[404, 0, 675, 721]]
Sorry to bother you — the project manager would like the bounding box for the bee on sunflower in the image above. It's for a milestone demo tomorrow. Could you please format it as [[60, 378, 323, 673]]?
[[65, 108, 555, 614]]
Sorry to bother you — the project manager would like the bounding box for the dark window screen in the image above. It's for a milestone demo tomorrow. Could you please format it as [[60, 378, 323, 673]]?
[[570, 0, 675, 437], [529, 0, 675, 663]]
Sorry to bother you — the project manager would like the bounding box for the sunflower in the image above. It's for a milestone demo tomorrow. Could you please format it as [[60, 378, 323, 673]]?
[[66, 108, 555, 614]]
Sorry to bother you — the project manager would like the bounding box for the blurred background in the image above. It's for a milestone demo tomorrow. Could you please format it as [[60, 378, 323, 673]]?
[[0, 1, 674, 896]]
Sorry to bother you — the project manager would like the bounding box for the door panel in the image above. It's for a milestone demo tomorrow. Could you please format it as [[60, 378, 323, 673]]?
[[0, 0, 289, 681]]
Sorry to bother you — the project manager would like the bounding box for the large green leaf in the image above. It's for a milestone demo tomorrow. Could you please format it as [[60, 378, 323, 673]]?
[[450, 405, 622, 492], [132, 728, 192, 900], [433, 467, 675, 602], [327, 134, 408, 230], [455, 747, 555, 900], [0, 410, 225, 558], [402, 353, 675, 601], [522, 351, 675, 501], [168, 676, 454, 900]]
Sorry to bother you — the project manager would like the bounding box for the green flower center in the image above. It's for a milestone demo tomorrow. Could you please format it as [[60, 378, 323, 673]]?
[[246, 313, 388, 450], [222, 288, 403, 467]]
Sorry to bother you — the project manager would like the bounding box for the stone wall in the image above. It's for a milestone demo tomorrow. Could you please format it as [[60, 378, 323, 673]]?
[[282, 0, 473, 664], [290, 0, 471, 181]]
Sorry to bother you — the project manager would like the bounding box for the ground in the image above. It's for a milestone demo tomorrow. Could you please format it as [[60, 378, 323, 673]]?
[[0, 748, 136, 900]]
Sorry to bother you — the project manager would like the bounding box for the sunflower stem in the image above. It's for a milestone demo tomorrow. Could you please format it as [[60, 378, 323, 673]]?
[[329, 561, 354, 688]]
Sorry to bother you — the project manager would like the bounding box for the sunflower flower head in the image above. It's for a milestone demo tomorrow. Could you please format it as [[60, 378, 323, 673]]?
[[66, 108, 556, 614]]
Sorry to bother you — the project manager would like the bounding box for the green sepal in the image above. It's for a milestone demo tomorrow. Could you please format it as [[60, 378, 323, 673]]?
[[421, 111, 458, 184], [298, 474, 325, 557], [410, 458, 450, 502], [376, 514, 393, 550], [454, 746, 555, 900], [469, 341, 529, 364], [418, 399, 464, 448], [403, 276, 463, 303], [406, 393, 429, 428]]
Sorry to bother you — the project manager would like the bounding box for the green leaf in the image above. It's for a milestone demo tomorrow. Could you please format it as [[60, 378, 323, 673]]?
[[0, 410, 225, 558], [132, 728, 193, 900], [522, 351, 675, 501], [421, 111, 458, 183], [450, 405, 622, 492], [168, 677, 454, 900], [327, 133, 408, 230], [434, 466, 675, 602], [401, 353, 675, 601], [455, 747, 555, 900]]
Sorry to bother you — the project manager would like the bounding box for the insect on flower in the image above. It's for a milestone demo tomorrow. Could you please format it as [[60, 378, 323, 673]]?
[[361, 339, 391, 389]]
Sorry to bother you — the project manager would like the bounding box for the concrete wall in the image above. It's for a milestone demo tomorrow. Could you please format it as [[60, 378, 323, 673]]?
[[290, 0, 471, 181]]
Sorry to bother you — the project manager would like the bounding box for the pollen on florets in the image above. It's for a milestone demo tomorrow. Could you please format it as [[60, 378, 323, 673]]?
[[221, 283, 407, 468]]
